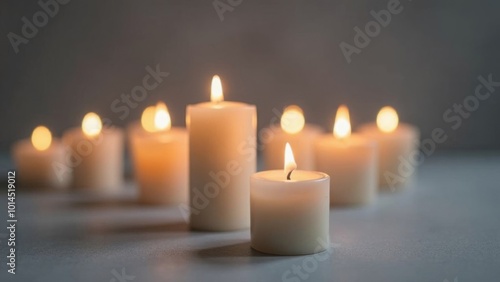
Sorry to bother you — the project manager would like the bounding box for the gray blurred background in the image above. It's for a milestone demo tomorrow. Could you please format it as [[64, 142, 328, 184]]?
[[1, 0, 500, 154]]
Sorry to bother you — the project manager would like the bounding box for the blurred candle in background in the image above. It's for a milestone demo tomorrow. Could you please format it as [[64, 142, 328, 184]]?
[[187, 75, 256, 231], [314, 105, 377, 205], [359, 106, 420, 190], [12, 125, 70, 190], [251, 143, 330, 255], [63, 112, 124, 192], [128, 102, 188, 205], [262, 105, 322, 170]]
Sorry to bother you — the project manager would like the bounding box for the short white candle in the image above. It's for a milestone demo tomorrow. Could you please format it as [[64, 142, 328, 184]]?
[[63, 112, 124, 192], [251, 143, 330, 255], [128, 102, 188, 205], [359, 106, 419, 190], [187, 75, 256, 231], [314, 105, 377, 206], [263, 105, 322, 170], [12, 126, 70, 189]]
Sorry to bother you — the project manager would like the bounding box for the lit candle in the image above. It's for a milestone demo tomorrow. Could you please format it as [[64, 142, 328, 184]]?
[[262, 105, 322, 170], [251, 143, 330, 255], [128, 102, 188, 205], [359, 106, 420, 190], [186, 75, 256, 231], [314, 105, 378, 205], [63, 112, 124, 192], [12, 126, 70, 189]]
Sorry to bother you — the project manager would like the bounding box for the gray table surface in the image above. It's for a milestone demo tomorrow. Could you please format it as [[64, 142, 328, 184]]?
[[1, 152, 499, 282]]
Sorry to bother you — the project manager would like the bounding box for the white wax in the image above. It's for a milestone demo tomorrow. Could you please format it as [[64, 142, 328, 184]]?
[[63, 127, 124, 192], [250, 170, 330, 255], [359, 123, 419, 190], [187, 101, 256, 231], [128, 123, 188, 205], [262, 125, 323, 170], [314, 134, 378, 205], [11, 139, 70, 190]]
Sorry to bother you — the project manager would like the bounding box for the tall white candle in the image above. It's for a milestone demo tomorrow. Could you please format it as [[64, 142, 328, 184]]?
[[63, 112, 124, 192], [128, 102, 188, 205], [262, 105, 322, 170], [12, 126, 70, 190], [251, 143, 330, 255], [187, 75, 256, 231], [359, 106, 419, 190], [314, 106, 377, 205]]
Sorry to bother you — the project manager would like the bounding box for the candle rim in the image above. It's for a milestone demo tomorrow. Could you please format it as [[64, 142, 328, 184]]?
[[252, 170, 329, 183], [69, 125, 121, 135], [270, 123, 324, 134], [358, 122, 420, 140], [12, 138, 65, 156], [128, 122, 187, 142], [61, 126, 123, 145], [316, 133, 377, 148], [187, 101, 255, 110]]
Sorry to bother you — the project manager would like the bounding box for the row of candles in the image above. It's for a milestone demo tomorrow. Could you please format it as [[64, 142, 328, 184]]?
[[11, 75, 419, 256]]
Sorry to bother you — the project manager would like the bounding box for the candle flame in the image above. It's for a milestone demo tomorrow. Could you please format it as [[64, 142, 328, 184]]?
[[31, 125, 52, 151], [281, 105, 305, 134], [284, 142, 297, 180], [333, 105, 351, 139], [377, 106, 399, 133], [82, 112, 102, 137], [154, 102, 171, 131], [211, 75, 224, 103], [141, 106, 156, 132], [141, 102, 171, 132]]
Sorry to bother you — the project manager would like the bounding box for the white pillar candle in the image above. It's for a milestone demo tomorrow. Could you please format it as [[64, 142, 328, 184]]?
[[128, 102, 188, 205], [187, 75, 256, 231], [63, 112, 124, 192], [12, 126, 70, 190], [358, 106, 419, 190], [314, 105, 377, 206], [262, 105, 322, 170], [251, 143, 330, 255]]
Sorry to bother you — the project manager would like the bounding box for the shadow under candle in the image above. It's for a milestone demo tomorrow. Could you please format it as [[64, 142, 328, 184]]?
[[195, 241, 295, 265]]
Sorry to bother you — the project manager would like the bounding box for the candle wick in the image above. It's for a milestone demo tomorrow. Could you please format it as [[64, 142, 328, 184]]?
[[286, 170, 293, 180]]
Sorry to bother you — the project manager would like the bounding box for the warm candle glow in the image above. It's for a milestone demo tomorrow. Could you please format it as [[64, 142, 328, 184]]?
[[281, 105, 305, 134], [377, 106, 399, 133], [211, 75, 224, 103], [333, 105, 351, 139], [31, 125, 52, 151], [154, 102, 171, 131], [141, 102, 171, 132], [284, 142, 297, 180], [82, 112, 102, 137], [141, 106, 156, 132]]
